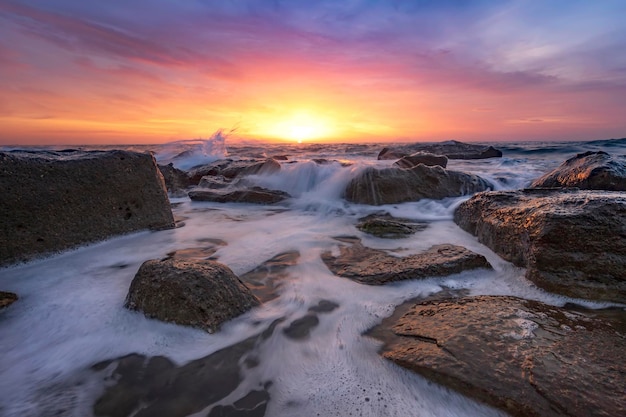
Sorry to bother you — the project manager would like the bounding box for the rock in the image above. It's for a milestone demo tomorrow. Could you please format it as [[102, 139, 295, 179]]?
[[321, 239, 491, 285], [393, 152, 448, 169], [239, 251, 300, 302], [0, 150, 175, 266], [197, 175, 234, 189], [378, 140, 502, 160], [93, 320, 281, 417], [124, 258, 260, 333], [188, 187, 291, 204], [376, 295, 626, 417], [188, 159, 233, 184], [0, 291, 18, 309], [530, 151, 626, 191], [356, 213, 428, 238], [344, 165, 492, 205], [189, 159, 281, 184], [157, 163, 193, 197], [454, 189, 626, 303]]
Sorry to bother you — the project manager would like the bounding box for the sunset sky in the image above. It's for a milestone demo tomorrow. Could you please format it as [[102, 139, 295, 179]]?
[[1, 0, 625, 145]]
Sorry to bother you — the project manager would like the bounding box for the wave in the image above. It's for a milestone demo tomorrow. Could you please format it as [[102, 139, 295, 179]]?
[[154, 130, 229, 170]]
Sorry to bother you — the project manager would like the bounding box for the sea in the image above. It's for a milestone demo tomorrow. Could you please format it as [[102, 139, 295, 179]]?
[[0, 136, 625, 417]]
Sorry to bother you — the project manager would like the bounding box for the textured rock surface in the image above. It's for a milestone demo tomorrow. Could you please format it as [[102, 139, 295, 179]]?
[[189, 159, 280, 184], [393, 152, 448, 169], [454, 189, 626, 302], [157, 163, 193, 196], [321, 239, 491, 285], [356, 214, 428, 238], [378, 140, 502, 160], [0, 291, 18, 309], [0, 150, 175, 266], [344, 165, 492, 205], [240, 251, 300, 302], [188, 187, 291, 204], [376, 295, 626, 417], [530, 151, 626, 190], [125, 258, 260, 333]]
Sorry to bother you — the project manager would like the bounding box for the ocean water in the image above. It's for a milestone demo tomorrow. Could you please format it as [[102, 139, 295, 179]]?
[[0, 136, 624, 417]]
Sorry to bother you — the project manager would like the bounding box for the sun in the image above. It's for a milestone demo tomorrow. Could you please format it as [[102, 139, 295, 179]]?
[[257, 110, 336, 143]]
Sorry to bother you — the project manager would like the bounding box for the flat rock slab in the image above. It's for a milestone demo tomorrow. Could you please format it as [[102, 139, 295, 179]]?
[[321, 240, 491, 285], [356, 213, 428, 238], [378, 140, 502, 160], [125, 258, 260, 333], [0, 150, 175, 266], [377, 295, 626, 417], [454, 189, 626, 302], [189, 187, 291, 204]]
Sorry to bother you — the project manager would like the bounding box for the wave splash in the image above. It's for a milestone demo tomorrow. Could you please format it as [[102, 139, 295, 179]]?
[[155, 130, 229, 170]]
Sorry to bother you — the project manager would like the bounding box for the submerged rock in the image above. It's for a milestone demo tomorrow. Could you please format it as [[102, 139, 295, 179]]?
[[356, 213, 428, 238], [376, 295, 626, 417], [393, 152, 448, 169], [124, 258, 260, 333], [157, 163, 193, 197], [344, 165, 492, 205], [454, 189, 626, 303], [0, 291, 18, 309], [239, 251, 300, 302], [188, 187, 291, 204], [530, 151, 626, 190], [321, 239, 491, 285], [378, 140, 502, 160], [0, 150, 175, 266]]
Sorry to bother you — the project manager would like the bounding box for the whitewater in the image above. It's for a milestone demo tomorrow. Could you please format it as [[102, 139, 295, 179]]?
[[0, 137, 624, 417]]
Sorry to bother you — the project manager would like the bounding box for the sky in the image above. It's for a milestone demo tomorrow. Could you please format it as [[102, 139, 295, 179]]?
[[1, 0, 625, 145]]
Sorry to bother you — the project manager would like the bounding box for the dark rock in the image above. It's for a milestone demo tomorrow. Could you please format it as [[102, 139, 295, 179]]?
[[321, 240, 491, 285], [188, 159, 233, 184], [272, 155, 289, 161], [197, 175, 234, 189], [93, 320, 281, 417], [394, 152, 448, 169], [376, 295, 626, 417], [157, 163, 193, 197], [356, 213, 428, 238], [344, 165, 492, 205], [240, 251, 300, 302], [308, 299, 340, 313], [207, 389, 270, 417], [378, 140, 502, 160], [0, 291, 18, 309], [124, 258, 260, 333], [454, 189, 626, 303], [221, 159, 281, 179], [0, 150, 175, 266], [282, 314, 320, 340], [188, 187, 291, 204], [530, 151, 626, 191]]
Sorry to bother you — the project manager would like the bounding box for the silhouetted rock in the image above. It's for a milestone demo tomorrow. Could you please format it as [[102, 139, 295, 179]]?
[[530, 151, 626, 190], [376, 295, 626, 417], [356, 213, 428, 238], [394, 152, 448, 169], [0, 150, 175, 266], [125, 258, 260, 333], [0, 291, 18, 309], [188, 187, 291, 204], [454, 189, 626, 302], [321, 239, 491, 285], [158, 163, 193, 197], [344, 165, 492, 205], [378, 140, 502, 160]]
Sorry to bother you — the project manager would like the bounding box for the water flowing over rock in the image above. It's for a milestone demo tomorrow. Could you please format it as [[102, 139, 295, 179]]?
[[0, 150, 175, 266], [454, 189, 626, 302], [393, 152, 448, 169], [321, 238, 491, 285], [355, 213, 428, 238], [0, 291, 18, 310], [125, 258, 260, 333], [188, 187, 291, 204], [344, 165, 492, 205], [530, 151, 626, 190], [378, 140, 502, 160], [375, 295, 626, 417]]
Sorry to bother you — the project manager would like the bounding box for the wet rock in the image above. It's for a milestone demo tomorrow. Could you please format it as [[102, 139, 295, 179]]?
[[197, 175, 235, 189], [283, 314, 320, 340], [0, 291, 18, 309], [376, 295, 626, 417], [378, 140, 502, 160], [93, 320, 281, 417], [272, 155, 289, 161], [344, 165, 492, 205], [530, 151, 626, 191], [221, 158, 281, 179], [0, 150, 175, 266], [356, 213, 428, 238], [240, 251, 300, 302], [454, 189, 626, 302], [188, 187, 291, 204], [157, 163, 193, 197], [124, 258, 260, 333], [393, 152, 448, 169], [308, 299, 340, 313], [188, 159, 233, 184], [321, 240, 491, 285]]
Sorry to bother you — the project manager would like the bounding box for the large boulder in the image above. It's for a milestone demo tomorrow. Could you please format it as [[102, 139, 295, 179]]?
[[393, 152, 448, 169], [321, 238, 491, 285], [188, 187, 291, 204], [376, 295, 626, 417], [530, 151, 626, 190], [0, 150, 175, 266], [378, 140, 502, 160], [125, 258, 260, 333], [344, 165, 492, 205], [454, 189, 626, 302]]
